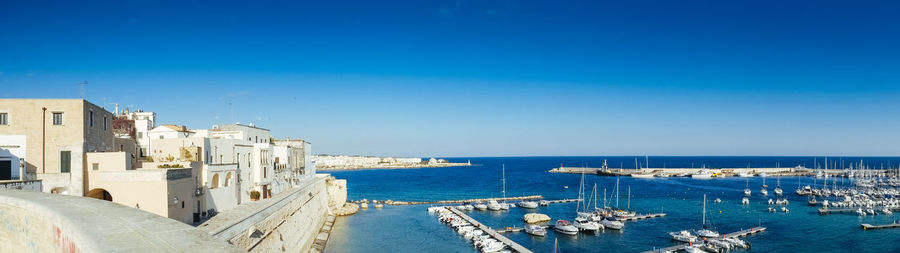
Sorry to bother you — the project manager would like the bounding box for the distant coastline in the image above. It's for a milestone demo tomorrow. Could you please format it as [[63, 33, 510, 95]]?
[[317, 162, 471, 171], [313, 154, 471, 171]]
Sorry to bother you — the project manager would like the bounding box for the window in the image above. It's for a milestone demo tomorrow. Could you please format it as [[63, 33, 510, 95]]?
[[52, 112, 63, 125], [103, 116, 108, 130], [159, 136, 164, 139], [92, 163, 99, 171], [0, 113, 7, 125], [60, 151, 71, 173], [137, 132, 143, 139], [89, 111, 94, 127]]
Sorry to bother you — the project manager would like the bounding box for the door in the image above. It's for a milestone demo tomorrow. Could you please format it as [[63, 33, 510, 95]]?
[[0, 160, 10, 180]]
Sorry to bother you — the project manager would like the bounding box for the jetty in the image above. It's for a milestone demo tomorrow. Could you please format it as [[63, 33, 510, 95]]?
[[642, 227, 767, 253], [549, 166, 865, 177], [446, 207, 534, 253], [384, 195, 542, 205], [818, 207, 900, 215], [621, 213, 667, 221], [862, 222, 900, 230]]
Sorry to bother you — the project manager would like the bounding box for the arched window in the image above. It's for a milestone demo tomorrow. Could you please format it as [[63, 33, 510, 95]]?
[[225, 172, 233, 187], [211, 173, 220, 189]]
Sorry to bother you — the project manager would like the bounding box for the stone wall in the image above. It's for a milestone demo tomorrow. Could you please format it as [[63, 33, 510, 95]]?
[[0, 188, 240, 252], [0, 179, 41, 191], [199, 174, 337, 252]]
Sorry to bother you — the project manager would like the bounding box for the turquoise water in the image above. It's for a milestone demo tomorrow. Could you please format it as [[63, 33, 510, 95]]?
[[325, 157, 900, 253]]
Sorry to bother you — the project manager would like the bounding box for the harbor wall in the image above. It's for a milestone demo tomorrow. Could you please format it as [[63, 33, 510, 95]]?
[[0, 188, 240, 252], [199, 174, 340, 252]]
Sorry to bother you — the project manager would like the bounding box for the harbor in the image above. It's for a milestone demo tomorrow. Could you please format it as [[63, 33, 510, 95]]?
[[433, 206, 534, 253], [327, 157, 900, 253], [643, 227, 767, 253]]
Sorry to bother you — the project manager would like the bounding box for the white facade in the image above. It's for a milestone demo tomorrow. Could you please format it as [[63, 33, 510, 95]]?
[[148, 125, 194, 141], [0, 135, 27, 180], [219, 124, 270, 144], [123, 111, 156, 157], [313, 155, 422, 167]]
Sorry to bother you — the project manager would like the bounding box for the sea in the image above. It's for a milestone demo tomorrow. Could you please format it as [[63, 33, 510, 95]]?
[[324, 157, 900, 253]]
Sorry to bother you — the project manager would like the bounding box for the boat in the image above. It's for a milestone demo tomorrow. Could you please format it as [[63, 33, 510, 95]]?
[[487, 200, 502, 211], [857, 208, 866, 216], [742, 197, 749, 205], [868, 208, 876, 215], [781, 206, 789, 213], [474, 203, 488, 210], [738, 172, 754, 177], [631, 173, 655, 179], [539, 200, 549, 206], [744, 178, 752, 196], [774, 176, 783, 196], [668, 230, 697, 243], [553, 220, 579, 235], [518, 201, 539, 209], [883, 208, 893, 215], [692, 170, 714, 179], [808, 197, 817, 206], [695, 194, 720, 238], [361, 202, 369, 209], [714, 198, 722, 203], [683, 246, 705, 253], [759, 172, 768, 177], [708, 239, 734, 250], [375, 204, 383, 208], [599, 216, 624, 230], [723, 237, 750, 248], [574, 217, 602, 232], [524, 224, 546, 236]]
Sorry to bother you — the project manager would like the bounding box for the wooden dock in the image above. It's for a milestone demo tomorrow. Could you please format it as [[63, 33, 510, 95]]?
[[642, 227, 766, 253], [447, 207, 534, 253], [862, 222, 900, 230], [621, 213, 667, 221], [385, 195, 542, 205]]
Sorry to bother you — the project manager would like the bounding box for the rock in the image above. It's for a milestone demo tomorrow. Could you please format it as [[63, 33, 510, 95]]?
[[523, 213, 551, 224], [334, 203, 360, 216]]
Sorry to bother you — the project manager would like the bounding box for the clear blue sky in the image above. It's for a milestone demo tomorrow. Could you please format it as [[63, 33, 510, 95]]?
[[2, 0, 899, 157]]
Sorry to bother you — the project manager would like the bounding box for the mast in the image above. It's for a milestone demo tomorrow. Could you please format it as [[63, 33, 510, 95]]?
[[615, 176, 620, 208], [592, 183, 598, 210], [627, 185, 631, 210], [501, 164, 506, 199], [603, 188, 608, 208], [702, 194, 707, 227]]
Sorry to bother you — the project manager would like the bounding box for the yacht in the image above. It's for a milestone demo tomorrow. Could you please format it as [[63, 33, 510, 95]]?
[[487, 200, 502, 211], [696, 194, 720, 238], [808, 197, 817, 206], [631, 173, 655, 179], [724, 238, 750, 249], [744, 178, 752, 196], [669, 230, 698, 243], [599, 216, 624, 230], [573, 217, 602, 233], [692, 170, 714, 179], [553, 220, 579, 235], [774, 176, 784, 196], [524, 224, 546, 236], [518, 201, 539, 209], [474, 203, 488, 210]]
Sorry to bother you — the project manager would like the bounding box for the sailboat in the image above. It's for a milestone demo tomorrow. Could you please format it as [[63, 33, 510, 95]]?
[[599, 177, 625, 230], [744, 178, 752, 196], [499, 164, 510, 210], [695, 194, 720, 238], [774, 176, 783, 196], [760, 176, 769, 196], [573, 169, 601, 233]]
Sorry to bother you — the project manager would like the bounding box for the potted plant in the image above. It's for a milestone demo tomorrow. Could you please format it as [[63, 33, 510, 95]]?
[[250, 190, 261, 201]]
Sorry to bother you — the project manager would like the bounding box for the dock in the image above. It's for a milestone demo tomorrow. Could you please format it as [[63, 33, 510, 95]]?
[[384, 195, 542, 205], [818, 207, 900, 215], [446, 207, 534, 253], [642, 227, 766, 253], [621, 213, 667, 221], [862, 222, 900, 230], [543, 199, 582, 204]]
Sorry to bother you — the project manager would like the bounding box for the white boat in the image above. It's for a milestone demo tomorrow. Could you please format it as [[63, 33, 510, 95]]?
[[474, 203, 487, 210], [524, 224, 546, 236], [868, 208, 876, 215], [487, 200, 502, 211], [708, 239, 734, 250], [714, 198, 722, 203], [723, 237, 750, 249], [683, 246, 704, 253], [500, 202, 510, 210], [669, 230, 697, 243], [574, 217, 601, 232], [553, 220, 579, 235], [631, 173, 655, 179], [744, 188, 752, 196], [696, 194, 720, 238], [741, 197, 750, 205], [781, 206, 789, 213], [692, 170, 714, 179], [759, 172, 768, 177], [599, 216, 624, 230], [760, 187, 768, 196], [857, 208, 866, 216], [774, 176, 783, 196], [738, 172, 754, 177], [465, 205, 474, 211], [883, 208, 893, 215], [518, 201, 539, 209]]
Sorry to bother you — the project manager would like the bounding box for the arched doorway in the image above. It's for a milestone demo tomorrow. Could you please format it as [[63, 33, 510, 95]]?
[[86, 188, 113, 201], [211, 173, 220, 189]]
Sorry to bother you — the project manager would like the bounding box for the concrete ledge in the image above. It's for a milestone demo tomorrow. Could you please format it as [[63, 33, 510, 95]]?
[[0, 189, 242, 252]]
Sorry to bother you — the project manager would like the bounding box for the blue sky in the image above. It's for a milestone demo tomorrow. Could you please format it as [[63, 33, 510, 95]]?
[[2, 0, 900, 157]]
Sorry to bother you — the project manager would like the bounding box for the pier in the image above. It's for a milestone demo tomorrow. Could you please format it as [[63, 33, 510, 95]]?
[[818, 207, 900, 215], [384, 195, 542, 205], [621, 213, 667, 221], [862, 222, 900, 230], [446, 207, 534, 253], [641, 227, 767, 253]]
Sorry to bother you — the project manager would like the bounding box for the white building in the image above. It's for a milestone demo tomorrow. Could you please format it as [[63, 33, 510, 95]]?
[[121, 110, 156, 157], [148, 125, 194, 141]]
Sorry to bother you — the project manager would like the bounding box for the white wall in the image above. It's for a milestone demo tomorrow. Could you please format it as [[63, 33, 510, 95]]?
[[0, 135, 26, 179]]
